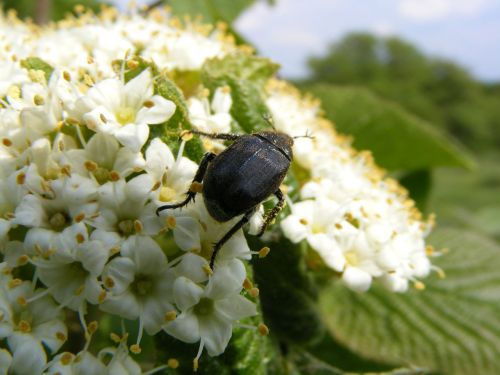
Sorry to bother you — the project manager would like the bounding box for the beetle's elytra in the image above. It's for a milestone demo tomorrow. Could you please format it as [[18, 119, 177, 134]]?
[[156, 130, 293, 269]]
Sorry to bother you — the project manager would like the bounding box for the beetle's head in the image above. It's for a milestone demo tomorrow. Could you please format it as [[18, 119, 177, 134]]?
[[257, 131, 294, 161]]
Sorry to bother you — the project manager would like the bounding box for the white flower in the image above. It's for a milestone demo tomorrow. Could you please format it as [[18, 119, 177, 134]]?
[[164, 259, 256, 357], [100, 235, 174, 336], [33, 240, 109, 311], [76, 69, 176, 151], [44, 351, 107, 375], [188, 87, 233, 135], [0, 348, 12, 375], [63, 132, 145, 183]]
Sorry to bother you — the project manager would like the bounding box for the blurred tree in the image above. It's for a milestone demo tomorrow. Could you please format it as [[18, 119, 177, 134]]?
[[304, 33, 500, 152], [2, 0, 104, 24]]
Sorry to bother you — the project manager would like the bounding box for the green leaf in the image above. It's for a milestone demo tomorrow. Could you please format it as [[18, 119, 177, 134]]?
[[398, 169, 432, 213], [201, 53, 279, 132], [251, 238, 324, 345], [152, 73, 204, 161], [318, 228, 500, 375], [167, 0, 254, 25], [304, 84, 474, 170], [20, 57, 54, 81]]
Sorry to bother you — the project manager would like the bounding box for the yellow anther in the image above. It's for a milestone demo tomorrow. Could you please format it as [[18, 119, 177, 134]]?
[[180, 130, 194, 141], [110, 246, 121, 256], [105, 277, 115, 288], [33, 94, 45, 106], [74, 285, 85, 296], [335, 223, 343, 229], [60, 352, 74, 365], [166, 216, 177, 229], [2, 138, 12, 147], [8, 278, 22, 288], [168, 358, 179, 369], [74, 213, 85, 223], [75, 233, 85, 244], [127, 60, 139, 69], [16, 172, 26, 185], [84, 160, 98, 172], [258, 247, 270, 258], [143, 100, 154, 108], [134, 220, 143, 233], [299, 218, 308, 225], [87, 56, 94, 64], [63, 71, 71, 81], [110, 332, 121, 343], [17, 255, 29, 266], [258, 323, 269, 336], [99, 113, 107, 123], [189, 181, 203, 194], [18, 320, 31, 333], [249, 287, 260, 298], [98, 290, 107, 303], [193, 358, 199, 372], [61, 164, 71, 177], [56, 331, 67, 341], [109, 170, 120, 181], [130, 344, 141, 354], [242, 278, 253, 290], [165, 311, 177, 322], [414, 281, 425, 290]]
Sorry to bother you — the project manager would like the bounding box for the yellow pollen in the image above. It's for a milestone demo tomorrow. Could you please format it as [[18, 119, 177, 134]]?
[[7, 85, 20, 99], [8, 278, 22, 288], [18, 320, 31, 333], [33, 94, 45, 106], [166, 216, 177, 229], [83, 74, 94, 87], [258, 323, 269, 336], [109, 170, 120, 181], [130, 344, 141, 354], [17, 255, 29, 266], [2, 138, 12, 146], [105, 277, 115, 288], [127, 60, 139, 69], [74, 213, 85, 223], [98, 290, 107, 303], [249, 287, 260, 298], [165, 311, 177, 322], [116, 106, 136, 125], [189, 181, 203, 193], [16, 172, 25, 185], [143, 100, 154, 108], [259, 247, 270, 258], [56, 331, 67, 341], [414, 281, 426, 290], [84, 160, 98, 171], [159, 186, 177, 202], [60, 352, 74, 365], [168, 358, 179, 369], [75, 233, 85, 244], [242, 278, 253, 290], [110, 332, 121, 343], [134, 220, 143, 233], [179, 130, 193, 141]]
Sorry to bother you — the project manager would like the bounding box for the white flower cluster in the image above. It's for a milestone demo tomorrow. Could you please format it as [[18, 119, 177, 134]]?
[[267, 82, 436, 292], [0, 6, 434, 374]]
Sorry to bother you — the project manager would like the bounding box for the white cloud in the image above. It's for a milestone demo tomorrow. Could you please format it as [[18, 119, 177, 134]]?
[[399, 0, 491, 21]]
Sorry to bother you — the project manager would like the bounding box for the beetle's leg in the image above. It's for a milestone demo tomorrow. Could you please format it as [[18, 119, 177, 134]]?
[[210, 208, 256, 269], [156, 152, 216, 215], [181, 129, 240, 141], [256, 189, 285, 237]]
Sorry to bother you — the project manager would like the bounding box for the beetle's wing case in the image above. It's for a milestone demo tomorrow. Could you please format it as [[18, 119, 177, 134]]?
[[203, 135, 290, 222]]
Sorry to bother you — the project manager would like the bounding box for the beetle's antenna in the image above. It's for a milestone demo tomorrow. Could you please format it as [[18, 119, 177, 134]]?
[[262, 113, 276, 130], [293, 129, 315, 140]]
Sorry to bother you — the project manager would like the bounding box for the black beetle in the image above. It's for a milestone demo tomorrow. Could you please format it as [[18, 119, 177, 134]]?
[[156, 129, 293, 269]]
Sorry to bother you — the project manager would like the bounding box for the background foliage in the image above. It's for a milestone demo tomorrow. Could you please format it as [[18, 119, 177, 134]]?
[[4, 1, 499, 374]]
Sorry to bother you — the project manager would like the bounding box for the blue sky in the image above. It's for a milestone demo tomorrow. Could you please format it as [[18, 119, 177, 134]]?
[[114, 0, 500, 82]]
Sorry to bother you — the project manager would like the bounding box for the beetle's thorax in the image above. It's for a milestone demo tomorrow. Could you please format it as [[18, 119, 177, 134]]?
[[254, 131, 294, 161]]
